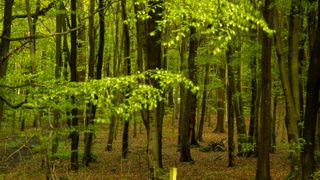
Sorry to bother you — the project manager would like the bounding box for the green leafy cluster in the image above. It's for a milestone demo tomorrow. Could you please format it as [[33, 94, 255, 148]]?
[[0, 70, 197, 120]]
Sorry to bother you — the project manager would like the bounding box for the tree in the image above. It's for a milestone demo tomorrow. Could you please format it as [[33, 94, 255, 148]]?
[[69, 0, 80, 171], [214, 63, 226, 133], [121, 0, 131, 159], [83, 0, 96, 166], [256, 0, 273, 178], [180, 26, 198, 161], [0, 0, 14, 129], [144, 0, 164, 178], [226, 45, 235, 167], [301, 0, 320, 178]]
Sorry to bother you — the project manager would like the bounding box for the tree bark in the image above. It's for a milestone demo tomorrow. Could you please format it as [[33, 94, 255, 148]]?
[[144, 0, 163, 178], [188, 26, 199, 146], [256, 0, 273, 178], [270, 93, 277, 153], [52, 0, 63, 156], [97, 0, 105, 79], [248, 55, 257, 147], [226, 46, 235, 167], [274, 10, 300, 177], [106, 115, 117, 151], [234, 58, 246, 155], [83, 0, 96, 167], [121, 0, 131, 159], [180, 26, 199, 161], [214, 64, 225, 133], [301, 1, 320, 178], [0, 0, 14, 129], [178, 34, 188, 146], [69, 0, 79, 171], [198, 64, 209, 141]]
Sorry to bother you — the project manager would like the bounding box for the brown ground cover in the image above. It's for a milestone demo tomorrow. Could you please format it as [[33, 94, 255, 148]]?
[[0, 112, 290, 179]]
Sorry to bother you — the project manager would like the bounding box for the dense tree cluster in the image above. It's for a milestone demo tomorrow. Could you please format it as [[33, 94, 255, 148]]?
[[0, 0, 319, 179]]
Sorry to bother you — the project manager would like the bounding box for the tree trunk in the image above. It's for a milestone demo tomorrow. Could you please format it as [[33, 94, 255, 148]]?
[[226, 46, 235, 167], [180, 26, 199, 161], [214, 64, 225, 133], [248, 55, 257, 147], [144, 0, 163, 178], [234, 58, 246, 155], [97, 0, 105, 79], [83, 0, 96, 167], [121, 0, 131, 159], [256, 0, 272, 178], [106, 115, 117, 151], [274, 9, 300, 177], [270, 93, 277, 153], [288, 0, 301, 121], [52, 0, 63, 156], [188, 27, 199, 146], [178, 34, 188, 146], [0, 0, 14, 129], [301, 1, 320, 178], [69, 0, 79, 171], [198, 64, 209, 141]]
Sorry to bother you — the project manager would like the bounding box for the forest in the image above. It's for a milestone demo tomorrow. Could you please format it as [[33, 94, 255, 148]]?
[[0, 0, 319, 179]]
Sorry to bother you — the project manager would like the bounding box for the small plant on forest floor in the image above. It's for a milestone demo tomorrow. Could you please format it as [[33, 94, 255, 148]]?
[[238, 143, 256, 156]]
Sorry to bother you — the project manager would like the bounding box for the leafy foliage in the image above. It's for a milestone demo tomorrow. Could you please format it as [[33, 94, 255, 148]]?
[[0, 70, 197, 120]]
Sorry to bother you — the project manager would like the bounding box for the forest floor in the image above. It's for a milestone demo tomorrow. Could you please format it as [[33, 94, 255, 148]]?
[[0, 111, 291, 180]]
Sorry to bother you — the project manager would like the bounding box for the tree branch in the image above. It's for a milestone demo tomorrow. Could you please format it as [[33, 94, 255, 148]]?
[[12, 2, 55, 20], [0, 83, 45, 89], [0, 94, 27, 109], [0, 40, 30, 64], [0, 26, 84, 42]]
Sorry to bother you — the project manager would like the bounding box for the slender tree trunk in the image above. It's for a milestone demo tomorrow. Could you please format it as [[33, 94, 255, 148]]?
[[180, 26, 199, 161], [178, 34, 188, 146], [288, 0, 301, 121], [226, 46, 235, 167], [301, 1, 320, 178], [52, 0, 63, 156], [69, 0, 79, 171], [198, 64, 209, 141], [83, 0, 96, 167], [106, 115, 117, 151], [248, 55, 257, 147], [234, 58, 246, 155], [97, 0, 105, 79], [188, 27, 199, 146], [121, 0, 131, 159], [270, 93, 278, 153], [274, 10, 300, 177], [214, 64, 225, 133], [256, 0, 273, 178], [0, 0, 14, 129]]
